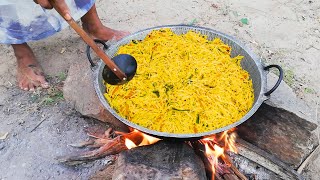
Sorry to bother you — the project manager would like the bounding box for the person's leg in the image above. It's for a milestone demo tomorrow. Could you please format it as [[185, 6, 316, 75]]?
[[81, 4, 129, 41], [12, 43, 49, 91]]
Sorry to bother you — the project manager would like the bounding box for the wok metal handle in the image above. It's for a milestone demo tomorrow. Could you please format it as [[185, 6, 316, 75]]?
[[264, 64, 283, 96], [86, 39, 109, 67]]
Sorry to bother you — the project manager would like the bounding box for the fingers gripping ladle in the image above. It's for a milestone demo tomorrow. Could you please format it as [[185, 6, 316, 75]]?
[[49, 0, 137, 85]]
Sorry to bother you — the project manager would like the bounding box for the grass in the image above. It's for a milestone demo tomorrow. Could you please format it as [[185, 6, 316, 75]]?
[[269, 66, 294, 87], [29, 72, 66, 106], [43, 87, 64, 105], [30, 87, 64, 106], [188, 18, 198, 25], [304, 87, 315, 94], [283, 69, 295, 87], [57, 72, 67, 82]]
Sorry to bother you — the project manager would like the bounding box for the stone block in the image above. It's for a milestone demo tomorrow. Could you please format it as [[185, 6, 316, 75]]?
[[63, 60, 127, 131], [112, 141, 207, 180]]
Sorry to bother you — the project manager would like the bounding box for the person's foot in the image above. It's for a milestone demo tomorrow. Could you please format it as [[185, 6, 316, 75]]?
[[83, 24, 130, 41], [12, 43, 49, 91], [81, 5, 129, 41]]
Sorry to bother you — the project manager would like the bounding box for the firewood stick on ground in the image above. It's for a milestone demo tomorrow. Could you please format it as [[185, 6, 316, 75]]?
[[224, 154, 248, 180], [214, 174, 225, 180], [56, 129, 151, 166], [222, 173, 241, 180], [236, 138, 303, 180], [56, 135, 127, 165]]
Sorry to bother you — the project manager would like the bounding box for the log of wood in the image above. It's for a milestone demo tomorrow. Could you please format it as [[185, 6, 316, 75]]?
[[297, 144, 320, 173], [222, 173, 241, 180], [237, 103, 318, 169], [56, 129, 154, 166], [191, 141, 215, 180], [57, 136, 127, 165], [224, 154, 248, 180], [236, 138, 303, 180]]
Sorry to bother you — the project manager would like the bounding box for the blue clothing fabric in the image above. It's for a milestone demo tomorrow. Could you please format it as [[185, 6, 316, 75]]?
[[0, 0, 95, 44]]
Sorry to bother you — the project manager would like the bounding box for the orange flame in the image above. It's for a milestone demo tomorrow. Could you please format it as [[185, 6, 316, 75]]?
[[125, 138, 137, 149], [200, 128, 238, 179], [123, 129, 161, 149], [122, 128, 237, 180]]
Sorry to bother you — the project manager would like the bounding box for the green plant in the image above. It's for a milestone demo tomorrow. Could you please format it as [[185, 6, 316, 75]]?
[[304, 87, 314, 94], [283, 69, 294, 87], [240, 18, 249, 25], [43, 97, 55, 105], [57, 72, 67, 81], [188, 18, 198, 25], [37, 87, 64, 106]]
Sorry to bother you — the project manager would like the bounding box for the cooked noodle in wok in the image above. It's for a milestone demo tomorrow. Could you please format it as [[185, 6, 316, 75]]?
[[104, 29, 254, 134]]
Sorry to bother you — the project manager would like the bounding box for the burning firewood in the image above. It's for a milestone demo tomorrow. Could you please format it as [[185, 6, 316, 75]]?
[[56, 128, 160, 165], [191, 140, 247, 180], [191, 129, 247, 180], [57, 127, 246, 180]]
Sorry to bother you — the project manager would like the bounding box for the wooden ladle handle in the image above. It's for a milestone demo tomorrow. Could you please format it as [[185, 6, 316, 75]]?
[[49, 0, 127, 80]]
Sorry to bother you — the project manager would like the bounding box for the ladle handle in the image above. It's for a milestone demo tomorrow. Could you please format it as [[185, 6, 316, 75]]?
[[49, 0, 127, 81]]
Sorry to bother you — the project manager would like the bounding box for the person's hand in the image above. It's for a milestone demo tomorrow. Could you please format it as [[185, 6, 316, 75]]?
[[33, 0, 54, 9], [34, 0, 71, 20]]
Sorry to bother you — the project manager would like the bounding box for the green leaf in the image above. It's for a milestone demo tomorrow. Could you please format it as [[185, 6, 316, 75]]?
[[152, 90, 160, 97], [57, 72, 67, 81], [240, 18, 249, 25], [304, 87, 314, 94], [44, 97, 54, 105], [196, 114, 200, 124], [164, 84, 174, 94], [172, 108, 190, 112], [188, 18, 197, 25]]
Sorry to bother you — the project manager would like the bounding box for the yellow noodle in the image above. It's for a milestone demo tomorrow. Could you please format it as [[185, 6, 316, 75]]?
[[104, 29, 254, 134]]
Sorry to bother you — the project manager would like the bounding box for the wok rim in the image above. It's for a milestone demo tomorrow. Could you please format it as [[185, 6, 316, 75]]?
[[94, 24, 268, 139]]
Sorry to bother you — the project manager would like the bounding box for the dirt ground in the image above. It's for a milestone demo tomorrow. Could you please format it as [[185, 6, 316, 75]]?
[[0, 0, 319, 179]]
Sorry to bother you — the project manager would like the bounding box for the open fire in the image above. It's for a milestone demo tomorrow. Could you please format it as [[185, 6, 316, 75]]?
[[55, 102, 313, 180], [199, 128, 238, 179], [118, 128, 240, 180], [123, 129, 161, 149], [58, 127, 245, 180]]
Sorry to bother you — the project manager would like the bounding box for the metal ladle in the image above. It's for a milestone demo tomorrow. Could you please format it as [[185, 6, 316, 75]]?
[[50, 1, 137, 85]]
